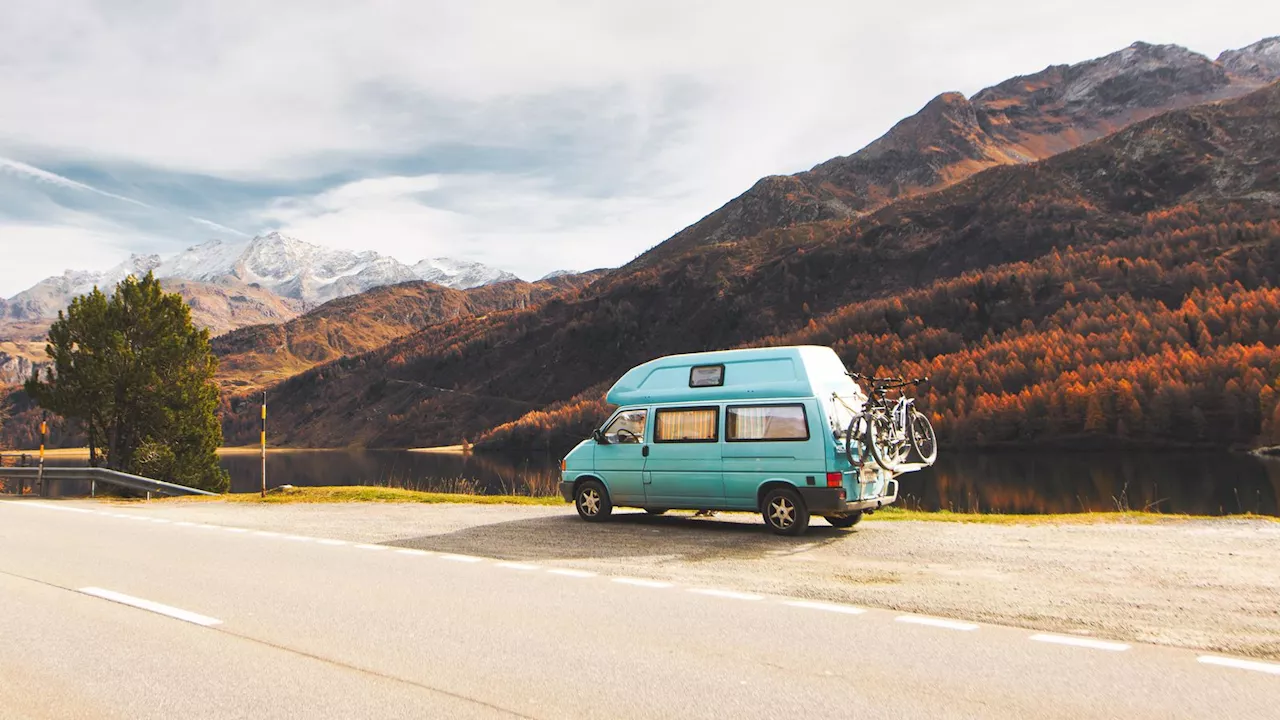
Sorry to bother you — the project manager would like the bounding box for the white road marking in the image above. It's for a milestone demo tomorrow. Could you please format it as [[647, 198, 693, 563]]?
[[895, 615, 979, 631], [354, 543, 389, 551], [1198, 656, 1280, 675], [439, 554, 483, 563], [5, 502, 93, 514], [612, 577, 673, 589], [547, 568, 596, 578], [253, 530, 281, 537], [149, 518, 172, 524], [783, 600, 867, 615], [395, 548, 432, 556], [689, 588, 763, 601], [279, 535, 312, 542], [496, 562, 541, 571], [223, 527, 249, 533], [1031, 634, 1129, 651], [315, 538, 346, 546], [173, 521, 197, 527], [79, 587, 221, 627]]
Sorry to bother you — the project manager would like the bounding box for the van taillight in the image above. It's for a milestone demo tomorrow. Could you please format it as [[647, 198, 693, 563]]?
[[826, 472, 843, 487]]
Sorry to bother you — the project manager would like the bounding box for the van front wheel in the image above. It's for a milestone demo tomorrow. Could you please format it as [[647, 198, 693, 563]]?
[[575, 480, 613, 522], [761, 487, 810, 536]]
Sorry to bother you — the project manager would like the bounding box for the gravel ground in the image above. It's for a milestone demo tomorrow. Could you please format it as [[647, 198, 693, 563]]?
[[85, 499, 1280, 660]]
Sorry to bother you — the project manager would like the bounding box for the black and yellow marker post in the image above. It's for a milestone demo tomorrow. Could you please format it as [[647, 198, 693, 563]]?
[[261, 392, 267, 497], [37, 413, 47, 497]]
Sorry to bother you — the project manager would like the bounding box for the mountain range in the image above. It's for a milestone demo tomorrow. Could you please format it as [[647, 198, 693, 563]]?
[[5, 36, 1280, 454]]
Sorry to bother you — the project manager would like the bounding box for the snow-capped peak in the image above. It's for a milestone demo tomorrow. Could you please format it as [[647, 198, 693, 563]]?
[[412, 257, 521, 290], [6, 233, 527, 320], [538, 269, 578, 281]]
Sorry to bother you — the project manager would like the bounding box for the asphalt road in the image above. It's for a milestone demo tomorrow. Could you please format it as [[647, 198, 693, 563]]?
[[1, 499, 1277, 719]]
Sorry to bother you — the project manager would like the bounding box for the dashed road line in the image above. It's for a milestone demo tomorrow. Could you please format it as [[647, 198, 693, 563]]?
[[612, 577, 673, 589], [223, 527, 249, 533], [279, 535, 312, 542], [1198, 655, 1280, 675], [253, 530, 281, 537], [783, 600, 866, 615], [315, 538, 346, 545], [689, 588, 763, 601], [354, 543, 389, 551], [1031, 634, 1129, 651], [547, 568, 596, 578], [395, 549, 433, 557], [440, 554, 484, 563], [79, 587, 222, 627], [896, 615, 979, 631], [496, 562, 541, 571]]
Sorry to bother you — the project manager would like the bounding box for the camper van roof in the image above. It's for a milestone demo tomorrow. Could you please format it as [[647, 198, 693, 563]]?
[[605, 346, 851, 406]]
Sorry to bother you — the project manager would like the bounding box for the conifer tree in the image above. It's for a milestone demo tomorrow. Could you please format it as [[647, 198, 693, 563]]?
[[26, 273, 229, 492]]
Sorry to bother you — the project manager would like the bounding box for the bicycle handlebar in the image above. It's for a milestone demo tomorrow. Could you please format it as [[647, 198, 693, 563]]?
[[847, 372, 929, 388]]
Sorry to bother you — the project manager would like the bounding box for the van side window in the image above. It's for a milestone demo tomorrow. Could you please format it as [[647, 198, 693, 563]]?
[[603, 410, 647, 443], [654, 407, 719, 443], [726, 404, 810, 442]]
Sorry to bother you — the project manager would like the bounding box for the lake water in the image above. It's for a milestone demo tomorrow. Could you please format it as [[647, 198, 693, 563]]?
[[14, 449, 1280, 517]]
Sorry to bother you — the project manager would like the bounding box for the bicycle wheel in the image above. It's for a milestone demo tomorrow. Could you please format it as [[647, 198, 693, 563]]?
[[864, 412, 901, 472], [844, 415, 866, 466], [909, 410, 938, 465]]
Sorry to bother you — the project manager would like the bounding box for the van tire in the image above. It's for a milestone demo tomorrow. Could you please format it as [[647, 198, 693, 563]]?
[[575, 480, 612, 522], [761, 487, 810, 536], [644, 508, 669, 515], [826, 511, 863, 528]]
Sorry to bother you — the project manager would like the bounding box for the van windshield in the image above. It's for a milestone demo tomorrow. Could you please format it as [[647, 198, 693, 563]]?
[[603, 409, 647, 443]]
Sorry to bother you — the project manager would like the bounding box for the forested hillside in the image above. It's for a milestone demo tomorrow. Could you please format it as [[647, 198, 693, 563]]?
[[212, 273, 604, 393], [220, 82, 1280, 453]]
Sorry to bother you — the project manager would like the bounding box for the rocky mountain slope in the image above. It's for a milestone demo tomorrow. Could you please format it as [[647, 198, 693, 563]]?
[[218, 78, 1280, 450], [633, 39, 1279, 269], [1, 232, 532, 351]]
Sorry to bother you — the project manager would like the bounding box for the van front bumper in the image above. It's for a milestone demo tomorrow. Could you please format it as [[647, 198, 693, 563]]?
[[798, 479, 898, 514]]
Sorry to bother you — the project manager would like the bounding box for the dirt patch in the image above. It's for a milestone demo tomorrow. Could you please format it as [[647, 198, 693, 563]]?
[[87, 499, 1280, 660]]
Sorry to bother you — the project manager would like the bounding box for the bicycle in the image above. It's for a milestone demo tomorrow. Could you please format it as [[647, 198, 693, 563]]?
[[844, 373, 937, 472]]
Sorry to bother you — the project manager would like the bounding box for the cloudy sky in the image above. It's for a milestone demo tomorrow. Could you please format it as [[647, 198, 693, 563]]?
[[2, 1, 1277, 296]]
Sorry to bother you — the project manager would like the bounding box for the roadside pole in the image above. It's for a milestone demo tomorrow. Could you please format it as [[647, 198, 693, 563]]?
[[261, 392, 267, 498], [37, 414, 47, 497]]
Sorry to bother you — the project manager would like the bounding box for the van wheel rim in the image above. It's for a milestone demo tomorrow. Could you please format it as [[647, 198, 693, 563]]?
[[580, 489, 600, 515], [768, 497, 795, 528]]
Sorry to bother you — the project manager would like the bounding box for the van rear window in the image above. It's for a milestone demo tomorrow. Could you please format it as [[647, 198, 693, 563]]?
[[655, 407, 719, 443], [726, 404, 810, 442]]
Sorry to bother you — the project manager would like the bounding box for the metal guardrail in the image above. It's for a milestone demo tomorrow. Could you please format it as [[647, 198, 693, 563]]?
[[0, 467, 217, 497]]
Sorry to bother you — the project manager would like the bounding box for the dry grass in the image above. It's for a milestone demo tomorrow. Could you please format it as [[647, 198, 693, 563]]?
[[164, 485, 564, 506], [869, 507, 1280, 524]]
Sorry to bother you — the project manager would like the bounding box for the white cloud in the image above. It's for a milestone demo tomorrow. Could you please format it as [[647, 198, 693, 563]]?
[[3, 1, 1279, 293], [0, 156, 149, 208], [259, 172, 707, 278], [0, 222, 145, 297]]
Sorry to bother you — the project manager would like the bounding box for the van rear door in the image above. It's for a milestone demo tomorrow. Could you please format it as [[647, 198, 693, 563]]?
[[642, 406, 725, 508]]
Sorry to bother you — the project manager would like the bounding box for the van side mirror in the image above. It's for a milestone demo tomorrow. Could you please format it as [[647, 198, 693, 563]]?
[[592, 429, 608, 444]]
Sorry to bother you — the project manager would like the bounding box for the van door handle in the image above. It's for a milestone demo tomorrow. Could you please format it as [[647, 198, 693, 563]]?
[[642, 445, 650, 457]]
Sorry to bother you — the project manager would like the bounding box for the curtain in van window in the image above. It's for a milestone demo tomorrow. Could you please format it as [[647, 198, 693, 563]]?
[[656, 408, 717, 442], [727, 405, 808, 441]]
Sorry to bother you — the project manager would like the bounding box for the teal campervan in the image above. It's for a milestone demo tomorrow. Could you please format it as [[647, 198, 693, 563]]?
[[558, 346, 899, 535]]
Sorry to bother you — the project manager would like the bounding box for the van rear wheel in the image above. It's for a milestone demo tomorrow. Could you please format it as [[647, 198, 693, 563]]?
[[575, 480, 613, 522], [761, 487, 810, 536]]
